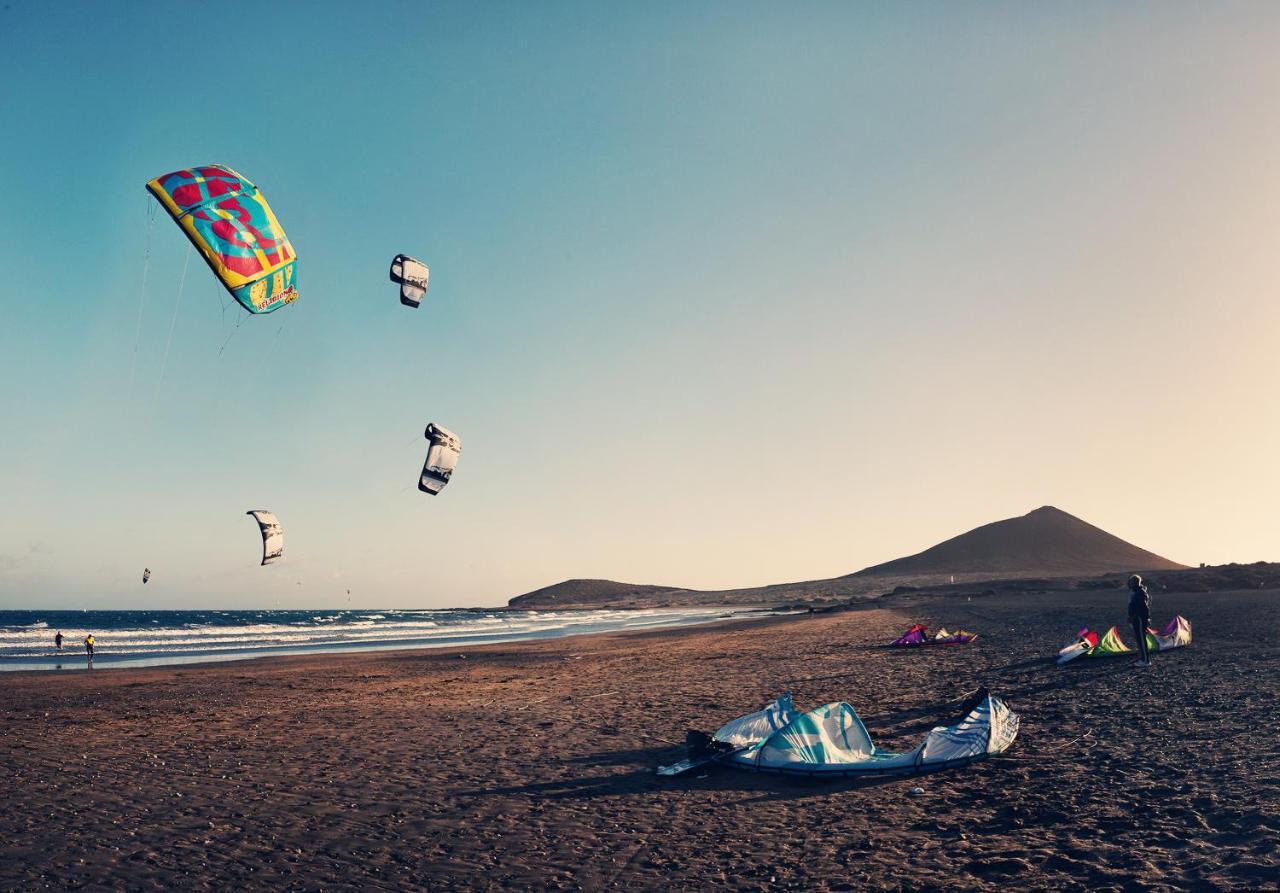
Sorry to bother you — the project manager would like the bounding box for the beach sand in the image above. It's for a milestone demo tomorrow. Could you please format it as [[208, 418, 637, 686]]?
[[1, 589, 1277, 891]]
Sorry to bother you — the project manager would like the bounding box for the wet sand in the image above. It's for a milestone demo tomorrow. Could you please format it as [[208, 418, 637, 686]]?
[[1, 589, 1277, 891]]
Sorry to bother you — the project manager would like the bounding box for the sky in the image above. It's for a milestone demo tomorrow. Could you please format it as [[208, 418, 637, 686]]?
[[2, 1, 1278, 609]]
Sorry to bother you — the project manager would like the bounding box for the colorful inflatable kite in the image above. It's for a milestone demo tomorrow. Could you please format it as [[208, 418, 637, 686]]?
[[146, 165, 297, 314], [890, 624, 977, 646], [1056, 617, 1192, 665], [891, 624, 928, 646]]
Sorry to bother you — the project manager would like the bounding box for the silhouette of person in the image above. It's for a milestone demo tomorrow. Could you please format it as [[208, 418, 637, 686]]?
[[54, 631, 63, 651], [1127, 575, 1151, 667]]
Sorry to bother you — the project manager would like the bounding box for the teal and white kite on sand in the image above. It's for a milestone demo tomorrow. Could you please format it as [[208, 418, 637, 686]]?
[[658, 689, 1018, 778]]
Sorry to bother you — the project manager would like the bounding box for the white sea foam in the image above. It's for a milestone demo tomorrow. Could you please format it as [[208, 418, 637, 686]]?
[[0, 607, 750, 670]]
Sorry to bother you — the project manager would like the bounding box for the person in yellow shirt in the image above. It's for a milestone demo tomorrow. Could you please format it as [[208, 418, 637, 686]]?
[[85, 634, 95, 660]]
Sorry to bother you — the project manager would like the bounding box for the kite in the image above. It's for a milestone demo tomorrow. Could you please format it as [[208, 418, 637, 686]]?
[[890, 624, 977, 646], [142, 568, 151, 584], [931, 627, 978, 645], [659, 689, 1018, 778], [146, 165, 297, 314], [1056, 617, 1192, 665], [390, 255, 430, 308], [419, 424, 461, 494], [246, 511, 283, 565]]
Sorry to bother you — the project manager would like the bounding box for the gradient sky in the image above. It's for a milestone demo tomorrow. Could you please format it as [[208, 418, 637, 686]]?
[[2, 2, 1278, 609]]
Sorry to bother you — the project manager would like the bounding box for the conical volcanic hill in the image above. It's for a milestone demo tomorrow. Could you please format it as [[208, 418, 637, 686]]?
[[507, 506, 1187, 609], [852, 505, 1186, 578]]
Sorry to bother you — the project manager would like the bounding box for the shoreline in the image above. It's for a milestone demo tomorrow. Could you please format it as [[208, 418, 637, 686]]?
[[0, 607, 794, 676], [0, 606, 785, 675]]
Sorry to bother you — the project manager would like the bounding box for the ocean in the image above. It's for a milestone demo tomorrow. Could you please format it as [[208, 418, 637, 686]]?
[[0, 607, 752, 672]]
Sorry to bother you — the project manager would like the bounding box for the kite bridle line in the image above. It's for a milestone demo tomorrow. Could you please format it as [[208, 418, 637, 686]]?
[[128, 199, 157, 396], [152, 243, 193, 412]]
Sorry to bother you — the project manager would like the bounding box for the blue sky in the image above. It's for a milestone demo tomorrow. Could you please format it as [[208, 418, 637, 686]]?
[[2, 2, 1279, 608]]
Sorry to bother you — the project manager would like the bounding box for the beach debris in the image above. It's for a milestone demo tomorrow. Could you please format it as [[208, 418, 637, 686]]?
[[419, 424, 461, 495], [146, 165, 298, 314], [1056, 617, 1191, 666], [658, 688, 1018, 779], [389, 254, 430, 308], [245, 511, 284, 566], [909, 787, 925, 796], [890, 624, 978, 646]]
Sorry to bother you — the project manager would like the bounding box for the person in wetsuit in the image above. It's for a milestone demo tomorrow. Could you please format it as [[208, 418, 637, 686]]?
[[54, 631, 63, 651], [1127, 574, 1151, 667]]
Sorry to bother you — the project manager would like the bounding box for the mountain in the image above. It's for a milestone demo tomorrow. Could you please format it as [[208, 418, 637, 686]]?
[[506, 506, 1187, 609], [852, 506, 1187, 578]]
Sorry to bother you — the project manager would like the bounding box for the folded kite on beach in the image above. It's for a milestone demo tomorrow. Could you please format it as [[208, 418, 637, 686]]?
[[658, 689, 1018, 778], [890, 624, 978, 646], [1056, 616, 1192, 665], [932, 627, 979, 645]]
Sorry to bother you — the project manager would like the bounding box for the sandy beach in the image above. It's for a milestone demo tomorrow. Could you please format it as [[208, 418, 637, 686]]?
[[2, 589, 1277, 891]]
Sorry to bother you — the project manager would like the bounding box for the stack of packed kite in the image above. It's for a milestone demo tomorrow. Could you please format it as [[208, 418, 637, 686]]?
[[1056, 616, 1192, 665], [890, 624, 979, 646]]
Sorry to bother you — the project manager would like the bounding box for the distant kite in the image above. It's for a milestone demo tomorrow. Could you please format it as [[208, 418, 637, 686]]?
[[146, 165, 297, 314], [419, 424, 461, 494], [390, 254, 430, 308], [246, 511, 284, 565], [142, 568, 151, 584]]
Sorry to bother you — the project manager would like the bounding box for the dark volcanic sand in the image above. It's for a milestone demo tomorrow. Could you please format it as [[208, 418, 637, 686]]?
[[1, 590, 1277, 891]]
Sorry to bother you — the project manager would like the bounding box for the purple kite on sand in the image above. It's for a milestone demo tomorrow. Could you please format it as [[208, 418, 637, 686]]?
[[891, 624, 929, 647]]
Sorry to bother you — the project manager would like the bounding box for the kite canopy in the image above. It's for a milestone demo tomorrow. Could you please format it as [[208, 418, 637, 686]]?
[[724, 690, 1018, 777], [390, 254, 430, 308], [1056, 628, 1100, 665], [142, 568, 151, 584], [1151, 615, 1193, 652], [246, 511, 283, 566], [1056, 618, 1192, 665], [932, 628, 978, 645], [712, 694, 796, 747], [146, 165, 297, 314], [419, 424, 461, 495], [1092, 625, 1133, 657], [891, 624, 928, 646]]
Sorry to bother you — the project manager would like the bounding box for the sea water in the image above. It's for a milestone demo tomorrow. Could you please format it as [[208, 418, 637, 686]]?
[[0, 607, 751, 671]]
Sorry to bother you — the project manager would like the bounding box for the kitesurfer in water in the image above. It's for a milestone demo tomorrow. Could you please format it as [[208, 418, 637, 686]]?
[[85, 634, 95, 660], [1127, 575, 1151, 667], [54, 631, 63, 652]]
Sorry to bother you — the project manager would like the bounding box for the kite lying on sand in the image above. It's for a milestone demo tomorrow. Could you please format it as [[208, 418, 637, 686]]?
[[1056, 616, 1192, 665], [890, 624, 979, 646], [658, 688, 1018, 778]]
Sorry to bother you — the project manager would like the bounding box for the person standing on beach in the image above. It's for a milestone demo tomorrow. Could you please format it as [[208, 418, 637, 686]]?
[[54, 631, 63, 652], [1128, 575, 1151, 667], [85, 633, 95, 660]]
